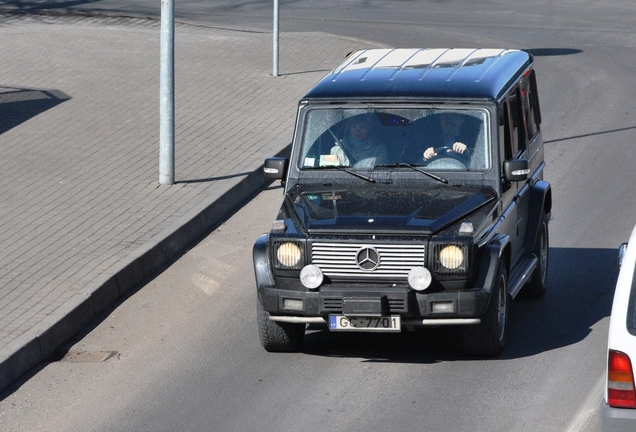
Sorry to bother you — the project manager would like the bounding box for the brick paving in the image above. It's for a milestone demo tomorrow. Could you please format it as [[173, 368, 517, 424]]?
[[0, 13, 386, 392]]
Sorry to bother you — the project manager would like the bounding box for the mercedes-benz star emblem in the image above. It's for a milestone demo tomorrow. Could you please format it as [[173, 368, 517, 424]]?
[[355, 247, 380, 271]]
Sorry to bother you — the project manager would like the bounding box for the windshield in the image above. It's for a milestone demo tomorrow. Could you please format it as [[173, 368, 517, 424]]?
[[297, 107, 490, 172]]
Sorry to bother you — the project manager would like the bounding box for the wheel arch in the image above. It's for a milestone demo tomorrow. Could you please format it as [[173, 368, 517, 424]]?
[[524, 180, 551, 253], [253, 233, 274, 292], [474, 234, 510, 314]]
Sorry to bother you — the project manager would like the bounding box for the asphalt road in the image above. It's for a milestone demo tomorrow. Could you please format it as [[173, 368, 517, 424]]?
[[0, 184, 607, 431], [2, 1, 636, 430]]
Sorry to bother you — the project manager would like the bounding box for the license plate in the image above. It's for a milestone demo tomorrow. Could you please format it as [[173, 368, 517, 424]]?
[[329, 315, 401, 332]]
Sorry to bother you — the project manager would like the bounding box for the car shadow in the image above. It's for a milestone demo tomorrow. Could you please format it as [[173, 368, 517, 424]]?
[[503, 246, 616, 359], [0, 87, 71, 135], [301, 246, 617, 362]]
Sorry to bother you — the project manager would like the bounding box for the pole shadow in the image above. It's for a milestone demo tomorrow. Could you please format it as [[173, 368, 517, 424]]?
[[0, 87, 71, 135]]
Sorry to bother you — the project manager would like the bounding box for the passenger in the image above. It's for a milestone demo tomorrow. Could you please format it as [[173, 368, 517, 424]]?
[[422, 112, 478, 162], [329, 115, 387, 167]]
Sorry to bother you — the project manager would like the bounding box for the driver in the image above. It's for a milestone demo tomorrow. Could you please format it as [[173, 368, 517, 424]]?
[[422, 112, 476, 162]]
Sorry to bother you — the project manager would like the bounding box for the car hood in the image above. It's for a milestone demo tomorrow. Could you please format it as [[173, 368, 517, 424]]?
[[288, 183, 497, 235]]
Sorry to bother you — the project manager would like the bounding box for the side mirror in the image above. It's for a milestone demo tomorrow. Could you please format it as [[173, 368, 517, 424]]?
[[503, 159, 530, 182], [263, 157, 288, 180]]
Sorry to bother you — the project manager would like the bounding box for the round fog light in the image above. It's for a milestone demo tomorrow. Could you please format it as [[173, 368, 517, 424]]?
[[408, 267, 432, 291], [300, 265, 323, 289]]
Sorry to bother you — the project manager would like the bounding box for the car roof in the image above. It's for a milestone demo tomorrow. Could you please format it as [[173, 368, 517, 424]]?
[[303, 48, 533, 101]]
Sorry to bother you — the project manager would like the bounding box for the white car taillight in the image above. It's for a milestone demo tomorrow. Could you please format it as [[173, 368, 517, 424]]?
[[608, 349, 636, 408]]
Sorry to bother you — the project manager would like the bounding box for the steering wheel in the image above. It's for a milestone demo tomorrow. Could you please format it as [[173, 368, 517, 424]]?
[[422, 146, 469, 168]]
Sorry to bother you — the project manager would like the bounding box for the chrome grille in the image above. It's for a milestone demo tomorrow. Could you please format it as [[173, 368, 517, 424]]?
[[311, 242, 425, 278]]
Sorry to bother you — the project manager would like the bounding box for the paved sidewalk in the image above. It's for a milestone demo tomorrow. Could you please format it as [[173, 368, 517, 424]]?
[[0, 13, 385, 393]]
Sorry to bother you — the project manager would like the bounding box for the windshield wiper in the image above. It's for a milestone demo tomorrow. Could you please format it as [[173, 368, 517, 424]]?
[[376, 163, 448, 184], [335, 166, 376, 183]]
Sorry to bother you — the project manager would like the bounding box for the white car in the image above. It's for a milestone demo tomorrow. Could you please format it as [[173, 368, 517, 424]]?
[[602, 225, 636, 431]]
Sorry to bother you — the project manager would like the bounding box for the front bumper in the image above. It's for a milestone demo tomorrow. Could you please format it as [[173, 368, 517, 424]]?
[[258, 284, 490, 326]]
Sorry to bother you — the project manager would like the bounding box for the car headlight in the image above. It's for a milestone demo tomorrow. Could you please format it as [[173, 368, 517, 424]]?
[[274, 241, 304, 270], [433, 243, 468, 275], [439, 245, 464, 269]]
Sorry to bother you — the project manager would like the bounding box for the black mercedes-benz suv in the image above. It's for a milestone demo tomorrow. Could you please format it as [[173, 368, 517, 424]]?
[[254, 48, 552, 356]]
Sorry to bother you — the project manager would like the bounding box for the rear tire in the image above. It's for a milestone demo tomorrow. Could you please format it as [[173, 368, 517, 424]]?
[[522, 212, 549, 299], [460, 263, 508, 357], [257, 300, 305, 352]]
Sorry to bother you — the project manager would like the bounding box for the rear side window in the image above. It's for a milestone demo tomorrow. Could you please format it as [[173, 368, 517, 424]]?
[[627, 262, 636, 336], [521, 70, 541, 140], [507, 87, 526, 156]]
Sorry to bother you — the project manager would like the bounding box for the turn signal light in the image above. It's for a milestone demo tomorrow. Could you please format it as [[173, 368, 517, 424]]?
[[608, 349, 636, 408]]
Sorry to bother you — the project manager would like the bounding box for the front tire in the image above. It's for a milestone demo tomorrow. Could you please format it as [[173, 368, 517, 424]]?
[[257, 300, 305, 352], [460, 263, 508, 357]]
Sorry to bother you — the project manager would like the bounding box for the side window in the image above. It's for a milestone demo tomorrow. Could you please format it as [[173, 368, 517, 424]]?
[[501, 103, 513, 161], [500, 104, 513, 192], [507, 86, 527, 156], [521, 71, 540, 139]]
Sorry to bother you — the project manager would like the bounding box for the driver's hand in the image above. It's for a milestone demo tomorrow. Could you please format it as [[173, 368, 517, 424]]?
[[452, 142, 467, 154], [423, 147, 436, 160]]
